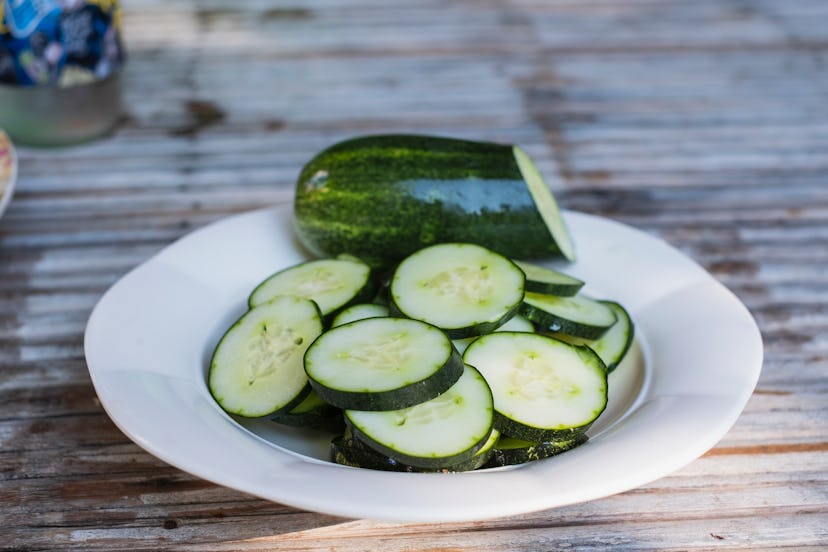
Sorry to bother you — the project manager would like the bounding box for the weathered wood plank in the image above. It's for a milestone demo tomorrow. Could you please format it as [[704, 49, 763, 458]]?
[[1, 0, 826, 549]]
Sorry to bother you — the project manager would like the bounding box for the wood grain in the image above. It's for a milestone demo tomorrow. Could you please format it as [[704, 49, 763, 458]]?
[[1, 0, 827, 550]]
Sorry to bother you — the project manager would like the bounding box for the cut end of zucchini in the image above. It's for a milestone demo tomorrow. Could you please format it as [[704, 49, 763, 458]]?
[[513, 146, 576, 262]]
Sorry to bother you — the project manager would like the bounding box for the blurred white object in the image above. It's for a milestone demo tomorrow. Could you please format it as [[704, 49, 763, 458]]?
[[0, 129, 17, 219]]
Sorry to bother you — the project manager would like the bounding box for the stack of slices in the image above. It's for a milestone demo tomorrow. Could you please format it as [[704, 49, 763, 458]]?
[[207, 242, 634, 472]]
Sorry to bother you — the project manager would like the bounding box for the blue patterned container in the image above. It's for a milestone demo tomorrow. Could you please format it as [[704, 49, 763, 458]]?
[[0, 0, 125, 146]]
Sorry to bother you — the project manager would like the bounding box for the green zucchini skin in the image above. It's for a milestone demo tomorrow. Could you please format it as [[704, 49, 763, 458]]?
[[492, 413, 587, 445], [596, 300, 635, 373], [519, 292, 618, 340], [293, 134, 572, 270], [330, 430, 496, 472], [311, 350, 464, 412], [484, 433, 588, 468], [330, 434, 412, 471], [270, 390, 345, 433], [270, 409, 344, 433], [550, 300, 635, 373], [512, 260, 584, 297]]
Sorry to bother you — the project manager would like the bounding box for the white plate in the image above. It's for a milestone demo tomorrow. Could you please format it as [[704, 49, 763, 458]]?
[[0, 129, 16, 219], [84, 204, 762, 522]]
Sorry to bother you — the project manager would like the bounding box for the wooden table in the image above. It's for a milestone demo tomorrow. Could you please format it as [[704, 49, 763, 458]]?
[[3, 0, 827, 549]]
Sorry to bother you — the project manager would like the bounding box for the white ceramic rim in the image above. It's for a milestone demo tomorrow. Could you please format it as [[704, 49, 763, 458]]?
[[84, 204, 763, 522]]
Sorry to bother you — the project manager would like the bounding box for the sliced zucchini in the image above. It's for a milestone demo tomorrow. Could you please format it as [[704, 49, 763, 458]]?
[[331, 433, 402, 470], [453, 313, 534, 354], [484, 432, 588, 468], [248, 258, 375, 318], [270, 389, 344, 433], [330, 427, 500, 472], [304, 317, 463, 411], [519, 291, 617, 340], [463, 332, 607, 442], [512, 260, 584, 296], [389, 243, 525, 339], [551, 300, 634, 373], [345, 365, 494, 469], [331, 303, 389, 327], [498, 313, 535, 332], [460, 427, 501, 471], [208, 296, 323, 418]]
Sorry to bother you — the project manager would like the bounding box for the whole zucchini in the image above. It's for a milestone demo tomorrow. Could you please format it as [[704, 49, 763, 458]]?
[[293, 134, 575, 269]]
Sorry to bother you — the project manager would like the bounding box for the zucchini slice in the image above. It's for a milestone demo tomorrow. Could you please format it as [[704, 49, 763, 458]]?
[[389, 243, 525, 339], [270, 389, 344, 433], [331, 302, 389, 327], [484, 433, 588, 468], [512, 260, 584, 296], [461, 427, 501, 471], [344, 365, 494, 469], [248, 258, 375, 318], [551, 300, 635, 373], [463, 332, 608, 442], [519, 291, 617, 340], [331, 433, 404, 471], [453, 313, 535, 354], [208, 296, 323, 418], [304, 317, 463, 411], [330, 427, 500, 472]]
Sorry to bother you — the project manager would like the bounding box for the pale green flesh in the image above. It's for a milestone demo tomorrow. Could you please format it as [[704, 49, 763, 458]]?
[[453, 314, 535, 354], [554, 302, 632, 367], [476, 428, 501, 455], [305, 317, 453, 393], [249, 258, 370, 313], [332, 303, 389, 327], [391, 243, 524, 330], [209, 296, 323, 417], [513, 146, 576, 261], [463, 332, 606, 429], [512, 260, 583, 288], [346, 366, 493, 458], [524, 292, 617, 328], [288, 389, 329, 414]]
